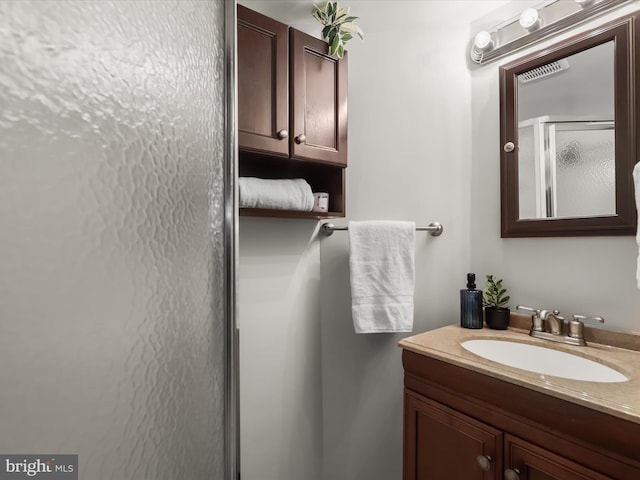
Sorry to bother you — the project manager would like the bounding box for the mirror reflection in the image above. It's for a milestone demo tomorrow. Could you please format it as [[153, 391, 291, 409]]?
[[500, 14, 637, 238], [517, 41, 615, 220]]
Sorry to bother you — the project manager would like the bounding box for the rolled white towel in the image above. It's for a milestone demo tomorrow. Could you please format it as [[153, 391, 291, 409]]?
[[239, 177, 314, 211]]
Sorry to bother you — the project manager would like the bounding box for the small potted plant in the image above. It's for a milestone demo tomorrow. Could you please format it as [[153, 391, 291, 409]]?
[[312, 2, 364, 58], [483, 274, 510, 330]]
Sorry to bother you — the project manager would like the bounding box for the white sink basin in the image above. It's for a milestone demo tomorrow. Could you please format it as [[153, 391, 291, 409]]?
[[461, 339, 628, 383]]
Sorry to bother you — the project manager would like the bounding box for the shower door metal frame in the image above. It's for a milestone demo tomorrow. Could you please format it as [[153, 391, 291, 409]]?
[[224, 1, 239, 479]]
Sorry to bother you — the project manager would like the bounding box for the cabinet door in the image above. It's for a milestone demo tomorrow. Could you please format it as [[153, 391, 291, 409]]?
[[504, 435, 613, 480], [290, 28, 348, 166], [404, 391, 502, 480], [237, 5, 289, 156]]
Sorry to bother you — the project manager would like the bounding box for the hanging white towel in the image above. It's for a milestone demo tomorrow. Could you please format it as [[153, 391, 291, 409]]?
[[633, 163, 640, 288], [239, 177, 314, 211], [348, 220, 416, 334]]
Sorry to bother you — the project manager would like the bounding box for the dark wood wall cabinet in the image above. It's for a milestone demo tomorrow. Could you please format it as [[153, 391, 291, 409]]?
[[402, 350, 640, 480], [237, 5, 348, 219]]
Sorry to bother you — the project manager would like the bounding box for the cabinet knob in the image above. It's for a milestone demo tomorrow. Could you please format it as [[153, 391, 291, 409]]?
[[294, 134, 306, 144], [476, 455, 492, 471], [503, 141, 515, 152], [277, 129, 288, 140], [504, 468, 521, 480]]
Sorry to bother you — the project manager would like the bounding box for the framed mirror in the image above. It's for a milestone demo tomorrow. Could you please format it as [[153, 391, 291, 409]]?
[[499, 13, 638, 237]]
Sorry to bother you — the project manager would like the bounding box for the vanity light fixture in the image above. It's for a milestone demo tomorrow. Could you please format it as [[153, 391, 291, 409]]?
[[519, 8, 541, 32], [470, 30, 495, 62], [469, 0, 630, 65], [474, 30, 494, 50]]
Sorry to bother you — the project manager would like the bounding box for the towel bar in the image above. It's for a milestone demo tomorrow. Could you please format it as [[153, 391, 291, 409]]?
[[320, 222, 443, 237]]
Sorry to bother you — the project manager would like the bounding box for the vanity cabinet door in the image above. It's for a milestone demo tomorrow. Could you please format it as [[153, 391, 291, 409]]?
[[237, 5, 289, 157], [404, 391, 502, 480], [505, 434, 613, 480], [290, 28, 348, 166]]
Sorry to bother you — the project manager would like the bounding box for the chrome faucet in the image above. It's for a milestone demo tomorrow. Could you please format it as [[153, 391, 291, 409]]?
[[516, 305, 604, 346], [540, 309, 564, 335], [517, 305, 565, 335]]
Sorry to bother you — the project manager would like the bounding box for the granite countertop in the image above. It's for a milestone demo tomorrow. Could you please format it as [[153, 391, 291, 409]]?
[[399, 324, 640, 424]]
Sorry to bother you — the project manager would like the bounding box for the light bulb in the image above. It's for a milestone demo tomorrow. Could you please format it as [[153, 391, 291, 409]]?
[[473, 31, 494, 51], [575, 0, 594, 6], [519, 8, 541, 31]]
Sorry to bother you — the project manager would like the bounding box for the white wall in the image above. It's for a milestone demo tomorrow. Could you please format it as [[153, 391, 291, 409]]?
[[470, 3, 640, 334], [238, 219, 323, 480], [238, 2, 640, 480], [320, 2, 506, 478], [239, 2, 507, 480]]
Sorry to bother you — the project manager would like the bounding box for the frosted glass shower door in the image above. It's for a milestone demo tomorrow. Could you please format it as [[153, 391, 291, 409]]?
[[0, 1, 230, 479], [518, 118, 614, 219], [553, 124, 615, 218]]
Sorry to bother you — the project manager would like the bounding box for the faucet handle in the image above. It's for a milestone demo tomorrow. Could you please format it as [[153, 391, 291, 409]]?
[[568, 314, 605, 340], [572, 314, 605, 324], [516, 305, 543, 331], [516, 305, 540, 314]]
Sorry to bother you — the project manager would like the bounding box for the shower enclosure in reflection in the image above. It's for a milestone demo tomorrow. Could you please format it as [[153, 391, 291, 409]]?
[[518, 116, 615, 219]]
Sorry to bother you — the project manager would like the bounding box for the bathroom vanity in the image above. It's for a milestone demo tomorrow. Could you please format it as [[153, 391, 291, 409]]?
[[400, 325, 640, 479]]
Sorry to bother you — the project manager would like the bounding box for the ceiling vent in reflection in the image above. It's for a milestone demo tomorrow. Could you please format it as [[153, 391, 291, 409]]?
[[519, 59, 570, 83]]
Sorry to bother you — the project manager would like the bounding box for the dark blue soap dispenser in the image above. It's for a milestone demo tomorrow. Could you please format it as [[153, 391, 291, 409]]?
[[460, 273, 483, 329]]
